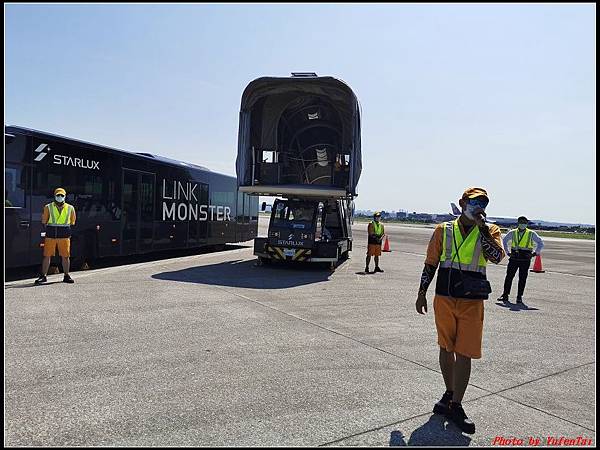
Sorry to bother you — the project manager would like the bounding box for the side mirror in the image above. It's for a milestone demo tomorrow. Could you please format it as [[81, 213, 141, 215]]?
[[261, 202, 267, 211]]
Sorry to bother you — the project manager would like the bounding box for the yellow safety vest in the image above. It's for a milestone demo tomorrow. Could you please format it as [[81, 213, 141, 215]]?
[[511, 228, 534, 250], [47, 202, 73, 227], [371, 221, 384, 236], [440, 220, 487, 274]]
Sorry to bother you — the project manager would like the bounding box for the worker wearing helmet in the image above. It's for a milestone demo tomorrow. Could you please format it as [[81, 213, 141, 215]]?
[[365, 211, 385, 274], [35, 187, 76, 284]]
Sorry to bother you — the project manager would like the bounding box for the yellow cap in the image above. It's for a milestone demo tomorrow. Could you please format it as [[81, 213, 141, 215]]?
[[462, 187, 488, 201], [54, 188, 66, 196]]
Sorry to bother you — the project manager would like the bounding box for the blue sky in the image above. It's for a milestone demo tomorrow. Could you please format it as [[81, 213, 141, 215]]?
[[5, 4, 596, 223]]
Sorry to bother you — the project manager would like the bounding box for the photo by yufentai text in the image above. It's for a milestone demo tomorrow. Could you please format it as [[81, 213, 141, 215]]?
[[492, 436, 593, 446]]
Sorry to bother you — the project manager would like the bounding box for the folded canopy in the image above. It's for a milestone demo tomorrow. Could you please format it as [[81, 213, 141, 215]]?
[[236, 75, 362, 198]]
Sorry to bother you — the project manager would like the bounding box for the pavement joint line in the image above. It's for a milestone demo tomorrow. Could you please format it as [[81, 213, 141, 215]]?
[[203, 283, 597, 433], [319, 361, 596, 446], [317, 409, 437, 447]]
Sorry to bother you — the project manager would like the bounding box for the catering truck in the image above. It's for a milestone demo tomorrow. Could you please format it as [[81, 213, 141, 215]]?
[[235, 73, 362, 268]]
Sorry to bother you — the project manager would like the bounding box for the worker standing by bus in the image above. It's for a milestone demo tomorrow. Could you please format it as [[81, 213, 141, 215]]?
[[35, 187, 76, 285], [365, 211, 385, 273], [497, 216, 545, 304]]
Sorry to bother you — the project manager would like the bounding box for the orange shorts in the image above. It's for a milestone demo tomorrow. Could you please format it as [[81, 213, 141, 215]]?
[[43, 238, 71, 257], [433, 295, 484, 359], [367, 244, 382, 256]]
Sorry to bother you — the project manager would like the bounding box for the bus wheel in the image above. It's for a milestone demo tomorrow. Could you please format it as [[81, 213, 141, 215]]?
[[259, 256, 271, 265]]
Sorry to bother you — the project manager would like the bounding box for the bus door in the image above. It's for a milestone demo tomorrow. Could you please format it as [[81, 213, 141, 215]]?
[[122, 169, 155, 254], [5, 162, 32, 268]]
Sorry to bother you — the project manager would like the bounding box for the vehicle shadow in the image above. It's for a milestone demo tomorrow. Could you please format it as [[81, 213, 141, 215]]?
[[152, 259, 334, 289], [494, 301, 540, 312], [6, 280, 65, 289], [5, 244, 249, 282], [389, 414, 472, 446]]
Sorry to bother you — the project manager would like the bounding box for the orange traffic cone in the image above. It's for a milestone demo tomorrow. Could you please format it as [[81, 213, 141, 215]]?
[[530, 254, 545, 273], [382, 235, 391, 252]]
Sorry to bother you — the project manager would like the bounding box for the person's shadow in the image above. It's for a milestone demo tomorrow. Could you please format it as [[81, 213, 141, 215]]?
[[389, 414, 472, 446], [152, 259, 334, 290], [494, 300, 539, 312]]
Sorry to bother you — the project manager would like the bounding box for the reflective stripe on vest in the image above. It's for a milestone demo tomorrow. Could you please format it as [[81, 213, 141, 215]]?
[[439, 220, 487, 274], [511, 228, 534, 250], [371, 221, 383, 236], [47, 202, 73, 227]]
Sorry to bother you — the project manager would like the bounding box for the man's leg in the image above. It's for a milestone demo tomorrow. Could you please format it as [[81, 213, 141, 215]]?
[[439, 347, 455, 391], [41, 256, 51, 276], [365, 254, 371, 271], [452, 353, 472, 403], [35, 256, 52, 284], [516, 259, 531, 300], [62, 257, 70, 276], [501, 258, 519, 297], [374, 255, 380, 268], [446, 352, 476, 434]]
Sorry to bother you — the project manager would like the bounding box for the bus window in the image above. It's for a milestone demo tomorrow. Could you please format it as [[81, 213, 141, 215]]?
[[5, 164, 26, 208]]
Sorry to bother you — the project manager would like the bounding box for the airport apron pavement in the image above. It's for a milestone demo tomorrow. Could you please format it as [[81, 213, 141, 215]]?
[[4, 219, 595, 446]]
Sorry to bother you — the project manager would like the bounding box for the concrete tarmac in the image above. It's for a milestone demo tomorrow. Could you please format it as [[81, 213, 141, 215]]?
[[4, 218, 596, 446]]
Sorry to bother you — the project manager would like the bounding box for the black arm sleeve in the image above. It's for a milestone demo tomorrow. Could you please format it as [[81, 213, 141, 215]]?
[[419, 264, 438, 294], [479, 225, 504, 264]]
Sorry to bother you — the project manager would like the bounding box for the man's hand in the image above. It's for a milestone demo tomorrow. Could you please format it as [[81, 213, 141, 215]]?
[[473, 209, 487, 227], [416, 290, 428, 314]]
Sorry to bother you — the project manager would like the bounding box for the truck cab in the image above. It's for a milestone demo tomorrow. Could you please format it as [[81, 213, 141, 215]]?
[[254, 197, 352, 267]]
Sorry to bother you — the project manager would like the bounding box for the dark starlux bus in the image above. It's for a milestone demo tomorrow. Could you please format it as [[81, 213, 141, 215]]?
[[5, 126, 258, 269]]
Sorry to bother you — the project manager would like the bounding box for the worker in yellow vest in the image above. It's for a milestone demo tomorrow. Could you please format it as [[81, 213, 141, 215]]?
[[35, 187, 77, 284], [365, 211, 385, 273], [497, 216, 544, 304], [415, 187, 505, 434]]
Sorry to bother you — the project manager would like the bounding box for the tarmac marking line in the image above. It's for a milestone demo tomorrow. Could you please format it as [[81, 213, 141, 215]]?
[[203, 284, 597, 435], [319, 362, 596, 446]]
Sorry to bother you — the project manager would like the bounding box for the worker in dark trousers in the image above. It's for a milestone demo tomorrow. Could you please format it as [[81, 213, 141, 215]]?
[[365, 211, 385, 273], [497, 216, 544, 304]]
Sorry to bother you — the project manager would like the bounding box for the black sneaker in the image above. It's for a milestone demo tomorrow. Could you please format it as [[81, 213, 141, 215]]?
[[433, 390, 453, 415], [497, 295, 509, 303], [516, 297, 523, 304], [446, 402, 476, 434], [34, 275, 47, 285], [374, 267, 384, 273], [365, 267, 371, 274], [63, 275, 75, 284]]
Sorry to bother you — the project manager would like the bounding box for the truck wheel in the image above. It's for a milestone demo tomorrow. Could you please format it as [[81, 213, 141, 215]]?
[[259, 256, 271, 265]]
